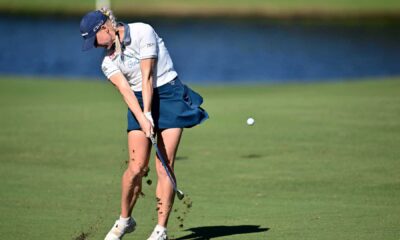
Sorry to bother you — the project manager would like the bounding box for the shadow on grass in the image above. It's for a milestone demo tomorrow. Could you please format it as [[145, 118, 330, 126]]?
[[241, 154, 262, 159], [173, 225, 269, 240]]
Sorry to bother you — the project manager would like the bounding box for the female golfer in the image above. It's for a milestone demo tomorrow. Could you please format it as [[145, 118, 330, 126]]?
[[80, 8, 208, 240]]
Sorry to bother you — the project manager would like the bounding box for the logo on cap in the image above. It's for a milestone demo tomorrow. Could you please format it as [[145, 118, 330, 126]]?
[[93, 20, 105, 33]]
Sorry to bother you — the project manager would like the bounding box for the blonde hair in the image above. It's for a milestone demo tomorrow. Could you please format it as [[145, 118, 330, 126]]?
[[99, 7, 122, 55]]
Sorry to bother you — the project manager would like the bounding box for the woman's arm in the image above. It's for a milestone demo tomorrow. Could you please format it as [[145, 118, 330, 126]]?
[[140, 58, 156, 116], [108, 72, 153, 137]]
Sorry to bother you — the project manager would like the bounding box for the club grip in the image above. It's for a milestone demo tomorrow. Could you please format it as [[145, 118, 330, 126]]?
[[150, 135, 156, 145]]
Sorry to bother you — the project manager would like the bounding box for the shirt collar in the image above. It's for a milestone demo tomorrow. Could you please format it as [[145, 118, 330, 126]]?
[[118, 22, 131, 46]]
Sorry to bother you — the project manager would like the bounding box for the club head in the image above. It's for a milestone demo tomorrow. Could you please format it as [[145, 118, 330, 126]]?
[[176, 189, 185, 200]]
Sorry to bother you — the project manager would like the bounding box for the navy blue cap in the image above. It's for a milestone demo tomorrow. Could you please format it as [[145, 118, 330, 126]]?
[[80, 10, 108, 51]]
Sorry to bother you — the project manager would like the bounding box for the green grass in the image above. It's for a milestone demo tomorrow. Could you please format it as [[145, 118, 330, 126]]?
[[1, 0, 399, 18], [0, 76, 399, 240]]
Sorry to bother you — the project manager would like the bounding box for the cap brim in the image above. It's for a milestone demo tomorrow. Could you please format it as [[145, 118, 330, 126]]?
[[82, 35, 96, 51]]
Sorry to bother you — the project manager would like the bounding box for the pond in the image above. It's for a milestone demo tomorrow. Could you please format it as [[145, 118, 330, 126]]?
[[0, 15, 399, 84]]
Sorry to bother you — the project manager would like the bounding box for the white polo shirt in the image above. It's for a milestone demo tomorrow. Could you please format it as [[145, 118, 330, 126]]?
[[101, 23, 178, 92]]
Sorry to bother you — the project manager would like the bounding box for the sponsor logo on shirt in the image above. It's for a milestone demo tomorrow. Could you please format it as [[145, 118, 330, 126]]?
[[127, 59, 140, 68]]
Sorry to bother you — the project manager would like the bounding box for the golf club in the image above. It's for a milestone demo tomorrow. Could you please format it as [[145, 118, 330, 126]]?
[[150, 135, 185, 200]]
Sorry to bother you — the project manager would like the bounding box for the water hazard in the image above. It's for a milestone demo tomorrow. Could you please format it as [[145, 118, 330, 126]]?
[[1, 15, 399, 83]]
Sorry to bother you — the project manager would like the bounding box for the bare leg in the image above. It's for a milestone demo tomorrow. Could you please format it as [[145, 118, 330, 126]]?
[[121, 130, 151, 218], [155, 128, 183, 227]]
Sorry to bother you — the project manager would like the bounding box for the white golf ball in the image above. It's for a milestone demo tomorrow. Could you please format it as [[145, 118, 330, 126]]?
[[247, 117, 255, 126]]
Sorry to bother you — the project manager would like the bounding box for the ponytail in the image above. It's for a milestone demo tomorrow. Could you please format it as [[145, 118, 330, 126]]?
[[99, 7, 117, 30]]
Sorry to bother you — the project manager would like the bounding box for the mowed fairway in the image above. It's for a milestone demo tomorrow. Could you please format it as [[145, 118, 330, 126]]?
[[0, 77, 399, 240]]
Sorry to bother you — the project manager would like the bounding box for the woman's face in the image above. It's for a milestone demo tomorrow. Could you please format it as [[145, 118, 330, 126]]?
[[95, 24, 115, 49]]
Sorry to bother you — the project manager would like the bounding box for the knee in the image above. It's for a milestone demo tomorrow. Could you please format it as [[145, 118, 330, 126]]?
[[126, 163, 147, 180]]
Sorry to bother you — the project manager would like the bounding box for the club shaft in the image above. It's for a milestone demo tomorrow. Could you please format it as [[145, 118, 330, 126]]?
[[150, 136, 178, 191]]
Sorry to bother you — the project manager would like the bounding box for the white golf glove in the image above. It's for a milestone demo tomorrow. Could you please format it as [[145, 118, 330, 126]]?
[[144, 112, 154, 127]]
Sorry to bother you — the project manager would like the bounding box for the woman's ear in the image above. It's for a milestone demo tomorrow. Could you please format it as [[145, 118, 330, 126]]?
[[101, 25, 109, 33]]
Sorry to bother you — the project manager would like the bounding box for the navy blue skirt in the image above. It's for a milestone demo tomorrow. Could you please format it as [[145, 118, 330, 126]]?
[[127, 78, 209, 131]]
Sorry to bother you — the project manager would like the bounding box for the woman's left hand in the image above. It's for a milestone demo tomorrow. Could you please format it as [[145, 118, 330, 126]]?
[[139, 113, 154, 138], [144, 112, 155, 127]]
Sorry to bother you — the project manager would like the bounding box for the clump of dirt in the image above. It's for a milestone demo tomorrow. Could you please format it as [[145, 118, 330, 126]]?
[[74, 232, 89, 240], [174, 195, 192, 229], [142, 168, 152, 197], [143, 168, 150, 177], [72, 218, 104, 240]]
